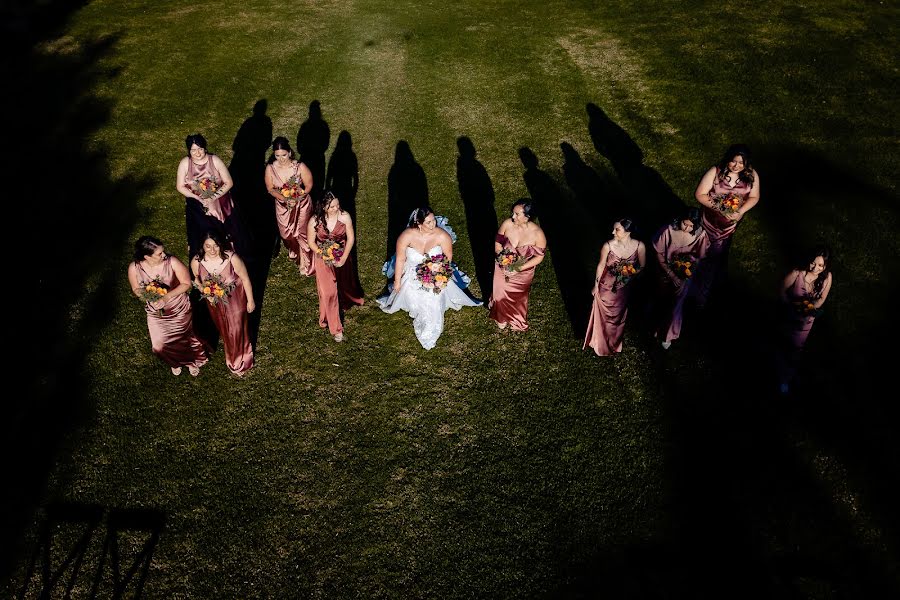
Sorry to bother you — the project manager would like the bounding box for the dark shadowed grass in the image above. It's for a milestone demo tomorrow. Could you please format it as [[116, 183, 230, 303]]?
[[3, 0, 898, 597]]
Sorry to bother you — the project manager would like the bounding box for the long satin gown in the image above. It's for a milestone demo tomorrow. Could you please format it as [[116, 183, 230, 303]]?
[[653, 225, 709, 343], [583, 246, 638, 356], [198, 253, 253, 375], [138, 257, 208, 369], [377, 245, 481, 350], [784, 271, 819, 350], [489, 233, 545, 331], [184, 155, 250, 261], [693, 173, 752, 304], [268, 161, 314, 275], [313, 219, 364, 335]]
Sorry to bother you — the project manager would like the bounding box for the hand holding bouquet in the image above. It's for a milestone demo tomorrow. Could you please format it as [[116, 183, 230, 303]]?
[[416, 253, 452, 295], [279, 175, 305, 209], [318, 238, 345, 266], [611, 259, 639, 293], [793, 298, 823, 318], [138, 277, 169, 315], [194, 273, 236, 306], [710, 192, 742, 217], [669, 254, 694, 281], [192, 177, 221, 214], [496, 248, 527, 281]]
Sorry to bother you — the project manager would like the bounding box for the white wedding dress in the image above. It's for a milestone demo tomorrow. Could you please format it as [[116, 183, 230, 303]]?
[[377, 244, 481, 349]]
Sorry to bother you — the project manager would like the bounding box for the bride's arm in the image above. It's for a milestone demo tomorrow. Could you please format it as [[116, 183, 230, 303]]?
[[393, 231, 409, 290], [439, 230, 453, 262]]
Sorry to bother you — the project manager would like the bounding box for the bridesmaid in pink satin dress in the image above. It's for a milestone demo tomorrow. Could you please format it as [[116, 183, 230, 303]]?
[[489, 199, 547, 331], [127, 236, 208, 376], [584, 219, 646, 356], [692, 144, 760, 306], [652, 208, 709, 349], [176, 133, 248, 262], [308, 192, 364, 342], [265, 136, 315, 275], [191, 231, 256, 376], [778, 247, 833, 393]]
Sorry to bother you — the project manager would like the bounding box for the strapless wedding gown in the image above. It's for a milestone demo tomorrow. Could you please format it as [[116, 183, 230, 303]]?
[[377, 245, 481, 349]]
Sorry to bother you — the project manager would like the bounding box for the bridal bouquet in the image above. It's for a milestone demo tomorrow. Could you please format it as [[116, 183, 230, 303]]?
[[710, 192, 742, 216], [610, 259, 639, 292], [496, 248, 527, 280], [138, 276, 169, 315], [416, 253, 452, 294], [194, 273, 236, 306], [669, 254, 694, 280], [279, 176, 305, 209], [192, 177, 221, 214], [793, 298, 823, 318], [318, 238, 344, 266]]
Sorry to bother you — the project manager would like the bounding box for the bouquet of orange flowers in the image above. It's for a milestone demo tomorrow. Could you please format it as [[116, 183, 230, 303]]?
[[138, 276, 169, 315], [279, 175, 305, 209], [192, 177, 221, 214], [793, 298, 823, 318], [496, 248, 527, 281], [669, 253, 694, 280], [610, 259, 639, 292], [194, 273, 236, 306], [416, 253, 452, 294], [318, 238, 344, 266], [711, 193, 742, 216]]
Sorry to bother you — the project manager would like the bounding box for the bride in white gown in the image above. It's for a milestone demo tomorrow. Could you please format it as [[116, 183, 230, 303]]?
[[377, 207, 481, 349]]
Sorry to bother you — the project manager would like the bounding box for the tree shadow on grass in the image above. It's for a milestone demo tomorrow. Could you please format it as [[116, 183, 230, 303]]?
[[1, 1, 150, 584], [229, 99, 274, 347], [17, 502, 165, 599], [456, 136, 498, 303]]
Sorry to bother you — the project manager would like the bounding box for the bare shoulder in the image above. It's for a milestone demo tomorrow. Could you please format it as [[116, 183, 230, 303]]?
[[499, 217, 513, 231], [436, 227, 453, 244], [338, 210, 353, 224]]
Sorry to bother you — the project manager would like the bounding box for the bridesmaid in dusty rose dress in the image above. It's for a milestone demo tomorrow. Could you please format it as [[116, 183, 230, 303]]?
[[127, 236, 208, 376], [652, 208, 709, 349], [264, 136, 315, 275], [584, 219, 646, 356], [489, 199, 547, 331], [777, 246, 833, 393], [307, 192, 364, 342], [190, 230, 256, 376], [176, 133, 249, 262], [692, 144, 760, 306]]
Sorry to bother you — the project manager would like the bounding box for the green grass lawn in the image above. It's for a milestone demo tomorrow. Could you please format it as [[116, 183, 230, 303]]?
[[4, 0, 899, 597]]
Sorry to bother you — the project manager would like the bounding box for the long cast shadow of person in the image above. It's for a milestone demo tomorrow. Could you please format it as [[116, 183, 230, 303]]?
[[386, 141, 429, 265], [586, 103, 685, 233], [456, 136, 498, 304], [296, 100, 330, 203], [519, 147, 594, 335], [325, 130, 359, 223], [229, 99, 273, 347], [560, 141, 624, 237]]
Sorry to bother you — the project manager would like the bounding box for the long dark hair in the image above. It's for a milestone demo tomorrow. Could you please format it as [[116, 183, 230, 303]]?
[[716, 144, 754, 186], [267, 136, 295, 164], [196, 229, 232, 262], [671, 207, 702, 234], [408, 206, 434, 228], [511, 198, 534, 220], [314, 191, 340, 230], [185, 133, 208, 154], [133, 236, 163, 263], [798, 245, 832, 299]]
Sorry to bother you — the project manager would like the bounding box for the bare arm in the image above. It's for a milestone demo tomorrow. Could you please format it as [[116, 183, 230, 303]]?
[[636, 241, 647, 270], [264, 164, 286, 202], [336, 212, 355, 267], [814, 273, 833, 309], [190, 258, 201, 286], [393, 230, 409, 290], [176, 157, 201, 200], [438, 229, 453, 262], [298, 162, 313, 194], [308, 217, 320, 254], [593, 243, 610, 294], [520, 226, 547, 270], [737, 170, 761, 216], [211, 155, 234, 198], [127, 263, 144, 298], [781, 270, 801, 302], [694, 166, 718, 208], [230, 253, 256, 313], [494, 219, 511, 254]]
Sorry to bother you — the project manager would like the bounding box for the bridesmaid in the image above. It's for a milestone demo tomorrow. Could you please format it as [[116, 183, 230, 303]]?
[[652, 208, 709, 349], [489, 199, 547, 331], [777, 246, 833, 393], [127, 236, 208, 376], [584, 219, 646, 356], [191, 230, 256, 376], [692, 144, 760, 306], [307, 192, 364, 342], [264, 136, 315, 275], [176, 133, 249, 262]]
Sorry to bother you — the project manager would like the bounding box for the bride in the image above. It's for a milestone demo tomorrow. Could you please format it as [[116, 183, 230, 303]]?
[[377, 206, 481, 349]]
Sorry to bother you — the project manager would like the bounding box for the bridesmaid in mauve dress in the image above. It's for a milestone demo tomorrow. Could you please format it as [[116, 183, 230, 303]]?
[[584, 219, 646, 356], [308, 192, 364, 342], [778, 247, 833, 393], [489, 199, 547, 331], [264, 136, 315, 275], [692, 144, 760, 306], [176, 133, 250, 262], [127, 236, 208, 376], [191, 230, 256, 376], [652, 208, 709, 349]]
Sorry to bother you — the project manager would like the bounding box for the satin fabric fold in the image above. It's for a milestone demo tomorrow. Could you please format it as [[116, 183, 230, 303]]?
[[583, 246, 638, 356], [199, 255, 253, 375], [313, 220, 364, 335], [652, 225, 709, 343], [268, 162, 314, 274], [489, 234, 545, 331]]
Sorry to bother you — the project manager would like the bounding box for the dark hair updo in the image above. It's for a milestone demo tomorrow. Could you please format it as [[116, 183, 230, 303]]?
[[511, 198, 534, 220], [133, 235, 164, 263], [408, 206, 435, 227], [268, 136, 295, 163], [185, 133, 208, 154]]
